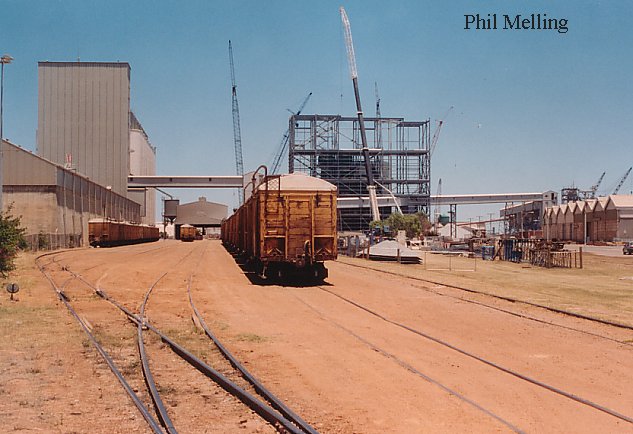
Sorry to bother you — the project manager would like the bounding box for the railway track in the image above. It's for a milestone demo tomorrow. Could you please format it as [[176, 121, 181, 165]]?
[[336, 260, 633, 344], [304, 283, 633, 428], [36, 244, 317, 434]]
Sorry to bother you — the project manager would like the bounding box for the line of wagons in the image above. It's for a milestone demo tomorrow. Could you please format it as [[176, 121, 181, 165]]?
[[89, 220, 160, 247], [88, 172, 339, 283]]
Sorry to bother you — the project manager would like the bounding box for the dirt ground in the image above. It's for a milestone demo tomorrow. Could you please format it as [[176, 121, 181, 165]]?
[[1, 240, 632, 433]]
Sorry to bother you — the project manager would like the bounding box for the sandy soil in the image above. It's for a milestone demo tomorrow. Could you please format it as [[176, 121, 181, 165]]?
[[1, 239, 632, 433]]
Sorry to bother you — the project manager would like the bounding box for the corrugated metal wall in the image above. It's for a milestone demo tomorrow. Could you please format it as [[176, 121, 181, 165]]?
[[2, 140, 56, 185], [2, 140, 142, 246], [37, 62, 130, 196]]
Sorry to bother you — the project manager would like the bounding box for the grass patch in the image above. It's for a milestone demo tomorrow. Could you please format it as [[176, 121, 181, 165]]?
[[235, 332, 267, 343]]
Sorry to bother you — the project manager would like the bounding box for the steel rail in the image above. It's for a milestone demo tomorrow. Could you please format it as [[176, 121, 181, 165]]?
[[35, 254, 165, 434], [319, 286, 633, 425], [55, 261, 305, 434], [293, 295, 524, 433], [187, 275, 319, 434], [337, 261, 631, 346], [337, 260, 633, 331], [139, 272, 178, 434]]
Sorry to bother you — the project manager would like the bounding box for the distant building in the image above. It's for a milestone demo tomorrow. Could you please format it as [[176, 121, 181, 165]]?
[[499, 191, 558, 238], [543, 195, 633, 242], [174, 197, 227, 239]]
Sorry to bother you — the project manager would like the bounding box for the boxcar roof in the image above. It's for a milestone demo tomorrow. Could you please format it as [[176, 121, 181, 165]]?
[[258, 173, 337, 192]]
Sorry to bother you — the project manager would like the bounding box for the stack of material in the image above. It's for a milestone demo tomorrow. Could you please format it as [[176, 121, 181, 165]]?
[[364, 240, 421, 264]]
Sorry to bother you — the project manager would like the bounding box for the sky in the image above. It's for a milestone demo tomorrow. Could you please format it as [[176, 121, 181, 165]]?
[[1, 0, 632, 222]]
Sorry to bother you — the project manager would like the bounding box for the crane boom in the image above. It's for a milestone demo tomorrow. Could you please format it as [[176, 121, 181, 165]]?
[[591, 171, 606, 195], [271, 92, 312, 174], [430, 106, 453, 157], [613, 167, 632, 194], [375, 82, 382, 148], [229, 40, 245, 205], [340, 6, 380, 223]]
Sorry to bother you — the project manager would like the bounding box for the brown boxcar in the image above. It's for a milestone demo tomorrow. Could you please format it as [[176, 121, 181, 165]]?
[[222, 173, 337, 281], [180, 224, 197, 242], [89, 220, 159, 247]]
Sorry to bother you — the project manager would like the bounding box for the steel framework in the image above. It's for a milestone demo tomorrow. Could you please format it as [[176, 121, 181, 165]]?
[[289, 114, 430, 231]]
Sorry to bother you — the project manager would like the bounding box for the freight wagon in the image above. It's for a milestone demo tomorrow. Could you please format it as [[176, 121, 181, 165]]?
[[222, 172, 337, 281], [89, 220, 160, 247], [180, 224, 197, 242]]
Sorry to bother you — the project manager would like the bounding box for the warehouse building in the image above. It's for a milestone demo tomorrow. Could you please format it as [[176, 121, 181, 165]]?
[[2, 139, 141, 248], [543, 195, 633, 242], [173, 197, 227, 239]]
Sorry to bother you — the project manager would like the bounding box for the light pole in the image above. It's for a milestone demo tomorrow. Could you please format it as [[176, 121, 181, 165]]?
[[0, 54, 13, 212]]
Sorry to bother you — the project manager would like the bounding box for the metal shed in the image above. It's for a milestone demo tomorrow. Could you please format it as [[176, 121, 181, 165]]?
[[2, 140, 141, 248], [174, 197, 228, 238]]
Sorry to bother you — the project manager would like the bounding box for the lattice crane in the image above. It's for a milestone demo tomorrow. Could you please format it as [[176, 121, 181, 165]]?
[[270, 92, 312, 174], [613, 167, 632, 194], [590, 171, 606, 196], [340, 6, 380, 223], [430, 106, 454, 157], [375, 82, 382, 148], [229, 40, 245, 205]]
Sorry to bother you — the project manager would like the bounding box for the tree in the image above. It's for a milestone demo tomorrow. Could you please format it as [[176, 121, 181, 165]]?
[[372, 213, 425, 239], [0, 207, 26, 277]]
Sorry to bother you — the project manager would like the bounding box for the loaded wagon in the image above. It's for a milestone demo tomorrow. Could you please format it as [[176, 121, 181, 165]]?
[[180, 224, 197, 242], [222, 172, 337, 281]]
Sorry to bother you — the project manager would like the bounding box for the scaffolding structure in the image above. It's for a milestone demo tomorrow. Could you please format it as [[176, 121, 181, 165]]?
[[289, 114, 430, 231]]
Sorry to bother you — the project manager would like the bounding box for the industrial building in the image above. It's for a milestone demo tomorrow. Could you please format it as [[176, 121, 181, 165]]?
[[543, 195, 633, 242], [1, 61, 157, 248], [174, 197, 227, 238], [499, 191, 558, 238], [289, 114, 430, 231], [2, 139, 141, 248], [162, 197, 227, 239]]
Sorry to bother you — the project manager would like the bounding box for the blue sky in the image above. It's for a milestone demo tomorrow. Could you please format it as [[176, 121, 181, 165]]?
[[2, 0, 632, 221]]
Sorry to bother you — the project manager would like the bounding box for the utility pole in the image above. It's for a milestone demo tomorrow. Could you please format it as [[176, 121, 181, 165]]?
[[374, 82, 382, 148], [0, 54, 13, 211], [228, 41, 245, 205]]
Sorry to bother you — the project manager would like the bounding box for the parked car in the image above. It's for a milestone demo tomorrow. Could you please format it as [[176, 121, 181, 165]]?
[[623, 243, 633, 255]]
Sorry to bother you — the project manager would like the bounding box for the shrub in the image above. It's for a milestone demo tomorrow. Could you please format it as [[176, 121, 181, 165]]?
[[0, 207, 26, 277], [372, 212, 430, 239]]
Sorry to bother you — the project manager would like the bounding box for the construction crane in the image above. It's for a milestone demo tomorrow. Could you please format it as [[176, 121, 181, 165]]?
[[375, 82, 382, 148], [590, 171, 606, 196], [229, 40, 245, 205], [430, 106, 454, 157], [270, 92, 312, 174], [613, 167, 632, 194], [340, 6, 380, 223]]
